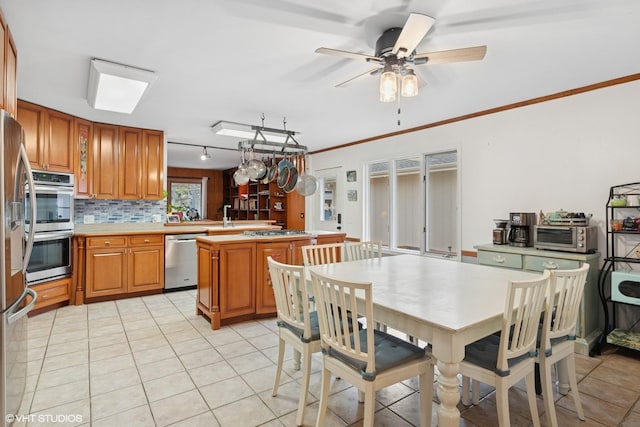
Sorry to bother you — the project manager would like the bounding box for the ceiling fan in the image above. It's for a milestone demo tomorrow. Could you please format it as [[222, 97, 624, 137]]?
[[315, 13, 487, 102]]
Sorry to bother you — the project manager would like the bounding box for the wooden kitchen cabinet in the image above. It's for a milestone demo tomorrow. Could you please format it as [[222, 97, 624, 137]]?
[[119, 126, 143, 200], [197, 235, 316, 329], [17, 101, 74, 172], [29, 277, 72, 314], [142, 129, 164, 200], [256, 241, 291, 314], [85, 234, 163, 298], [74, 118, 93, 198], [92, 123, 119, 199], [1, 9, 18, 117]]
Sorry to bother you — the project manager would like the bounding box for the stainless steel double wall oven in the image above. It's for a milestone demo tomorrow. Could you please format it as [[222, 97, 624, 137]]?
[[25, 171, 74, 284]]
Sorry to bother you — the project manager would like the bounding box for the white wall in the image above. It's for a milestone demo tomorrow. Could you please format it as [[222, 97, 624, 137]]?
[[308, 79, 640, 260]]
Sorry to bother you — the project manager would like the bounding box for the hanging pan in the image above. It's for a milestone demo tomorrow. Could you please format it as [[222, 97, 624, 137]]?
[[283, 156, 299, 193]]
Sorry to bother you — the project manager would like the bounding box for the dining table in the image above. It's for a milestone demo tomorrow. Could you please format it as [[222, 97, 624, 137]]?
[[308, 253, 541, 427]]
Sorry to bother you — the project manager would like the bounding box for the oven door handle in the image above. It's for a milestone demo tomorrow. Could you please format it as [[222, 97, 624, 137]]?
[[33, 231, 74, 242], [21, 144, 37, 273]]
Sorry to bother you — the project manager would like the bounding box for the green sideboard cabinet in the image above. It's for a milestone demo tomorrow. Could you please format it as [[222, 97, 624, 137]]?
[[474, 244, 601, 355]]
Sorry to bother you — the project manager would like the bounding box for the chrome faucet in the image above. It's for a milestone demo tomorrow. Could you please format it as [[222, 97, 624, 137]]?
[[223, 205, 232, 227]]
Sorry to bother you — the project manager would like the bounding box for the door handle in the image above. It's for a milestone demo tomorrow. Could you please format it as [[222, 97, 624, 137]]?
[[21, 144, 36, 273], [7, 288, 38, 324]]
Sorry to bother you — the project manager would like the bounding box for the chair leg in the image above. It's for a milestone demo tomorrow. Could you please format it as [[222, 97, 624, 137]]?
[[316, 361, 331, 427], [539, 361, 558, 427], [495, 383, 511, 427], [565, 355, 585, 421], [358, 389, 365, 403], [419, 368, 434, 427], [295, 347, 311, 426], [461, 376, 471, 406], [525, 371, 541, 427], [472, 379, 480, 405], [272, 337, 285, 396], [363, 383, 375, 427]]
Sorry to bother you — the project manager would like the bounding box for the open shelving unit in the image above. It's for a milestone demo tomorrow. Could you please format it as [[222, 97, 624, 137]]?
[[224, 172, 287, 228], [593, 182, 640, 354]]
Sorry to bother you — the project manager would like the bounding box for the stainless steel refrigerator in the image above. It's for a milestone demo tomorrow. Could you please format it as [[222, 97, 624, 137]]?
[[1, 110, 37, 426]]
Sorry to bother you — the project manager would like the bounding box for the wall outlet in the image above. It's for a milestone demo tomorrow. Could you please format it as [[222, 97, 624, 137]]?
[[84, 215, 95, 224], [152, 214, 162, 223]]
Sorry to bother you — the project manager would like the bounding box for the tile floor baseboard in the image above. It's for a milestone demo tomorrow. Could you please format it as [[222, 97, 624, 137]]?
[[17, 290, 640, 426]]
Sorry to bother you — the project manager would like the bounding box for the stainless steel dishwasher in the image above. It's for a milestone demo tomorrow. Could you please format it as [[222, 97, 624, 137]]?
[[164, 233, 206, 290]]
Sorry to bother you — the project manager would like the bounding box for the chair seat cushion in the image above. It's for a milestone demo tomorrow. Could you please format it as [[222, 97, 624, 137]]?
[[327, 329, 427, 381], [464, 333, 533, 377], [279, 311, 359, 343]]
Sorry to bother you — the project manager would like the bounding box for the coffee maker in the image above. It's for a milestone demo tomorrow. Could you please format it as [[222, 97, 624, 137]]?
[[492, 219, 509, 245], [507, 212, 536, 247]]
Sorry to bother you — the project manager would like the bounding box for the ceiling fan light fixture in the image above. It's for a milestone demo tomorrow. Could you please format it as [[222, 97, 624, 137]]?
[[379, 64, 397, 102], [401, 69, 419, 98]]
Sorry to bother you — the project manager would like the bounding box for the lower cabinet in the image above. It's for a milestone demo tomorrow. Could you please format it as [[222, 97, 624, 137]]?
[[86, 235, 164, 298], [197, 236, 315, 329], [29, 277, 72, 314], [475, 244, 600, 355]]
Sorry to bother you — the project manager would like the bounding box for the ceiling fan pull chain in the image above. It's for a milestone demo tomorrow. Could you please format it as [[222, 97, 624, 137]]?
[[397, 95, 402, 126]]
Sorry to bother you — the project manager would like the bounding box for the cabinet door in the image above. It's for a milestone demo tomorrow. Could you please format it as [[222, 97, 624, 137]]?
[[45, 110, 74, 172], [286, 191, 305, 230], [93, 124, 119, 199], [197, 244, 214, 313], [74, 118, 93, 198], [119, 126, 143, 200], [128, 245, 164, 292], [256, 241, 291, 315], [142, 130, 164, 200], [219, 243, 256, 319], [4, 30, 17, 117], [290, 238, 313, 266], [85, 248, 127, 298], [0, 17, 6, 112], [17, 101, 45, 170]]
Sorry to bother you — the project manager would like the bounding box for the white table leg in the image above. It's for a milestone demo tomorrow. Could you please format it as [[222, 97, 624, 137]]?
[[436, 360, 462, 427]]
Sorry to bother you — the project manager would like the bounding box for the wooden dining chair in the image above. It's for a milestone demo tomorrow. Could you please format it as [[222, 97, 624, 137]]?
[[267, 256, 320, 426], [344, 241, 382, 261], [301, 243, 343, 266], [460, 270, 551, 427], [310, 269, 434, 427], [537, 264, 589, 427]]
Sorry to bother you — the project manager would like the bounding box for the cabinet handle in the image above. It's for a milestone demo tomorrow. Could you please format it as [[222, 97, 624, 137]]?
[[493, 255, 505, 263], [212, 256, 219, 260], [542, 261, 559, 269], [104, 241, 110, 246], [144, 239, 150, 243]]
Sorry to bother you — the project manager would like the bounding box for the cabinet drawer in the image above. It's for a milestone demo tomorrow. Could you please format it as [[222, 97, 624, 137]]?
[[86, 236, 127, 248], [524, 256, 580, 272], [129, 235, 163, 246], [477, 251, 523, 269], [32, 277, 71, 310]]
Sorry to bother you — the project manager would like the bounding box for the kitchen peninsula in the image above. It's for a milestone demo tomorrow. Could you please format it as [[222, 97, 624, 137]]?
[[196, 230, 345, 329]]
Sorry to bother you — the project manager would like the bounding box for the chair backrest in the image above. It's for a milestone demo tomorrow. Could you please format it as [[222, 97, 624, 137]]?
[[344, 241, 382, 261], [302, 243, 343, 266], [267, 256, 313, 341], [540, 264, 590, 352], [496, 270, 551, 374], [310, 269, 376, 375]]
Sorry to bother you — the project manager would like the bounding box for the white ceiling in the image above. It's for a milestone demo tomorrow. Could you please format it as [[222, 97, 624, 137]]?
[[4, 0, 640, 170]]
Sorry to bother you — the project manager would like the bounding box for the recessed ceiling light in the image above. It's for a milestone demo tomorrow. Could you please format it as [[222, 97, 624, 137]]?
[[87, 58, 157, 114]]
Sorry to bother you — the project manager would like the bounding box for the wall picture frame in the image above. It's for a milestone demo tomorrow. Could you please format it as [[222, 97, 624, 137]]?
[[346, 170, 357, 182]]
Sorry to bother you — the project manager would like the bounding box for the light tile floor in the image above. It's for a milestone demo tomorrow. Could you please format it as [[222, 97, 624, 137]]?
[[18, 290, 640, 426]]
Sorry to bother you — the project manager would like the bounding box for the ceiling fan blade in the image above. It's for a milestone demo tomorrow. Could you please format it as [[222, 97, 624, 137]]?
[[315, 47, 380, 62], [414, 45, 487, 65], [335, 67, 381, 88], [392, 13, 435, 58]]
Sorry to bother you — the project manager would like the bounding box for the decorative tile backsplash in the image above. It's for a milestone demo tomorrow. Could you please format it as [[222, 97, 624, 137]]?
[[74, 199, 166, 223]]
